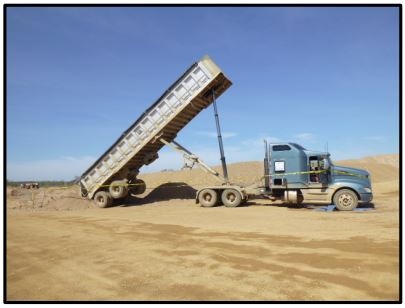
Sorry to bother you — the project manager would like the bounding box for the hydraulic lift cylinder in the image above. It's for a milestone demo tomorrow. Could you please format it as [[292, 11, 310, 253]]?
[[212, 90, 229, 184]]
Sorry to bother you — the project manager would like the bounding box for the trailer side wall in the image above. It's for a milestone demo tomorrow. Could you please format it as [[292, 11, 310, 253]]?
[[80, 56, 232, 199]]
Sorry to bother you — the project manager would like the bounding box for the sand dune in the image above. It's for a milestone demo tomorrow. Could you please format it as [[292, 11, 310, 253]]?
[[337, 154, 399, 183]]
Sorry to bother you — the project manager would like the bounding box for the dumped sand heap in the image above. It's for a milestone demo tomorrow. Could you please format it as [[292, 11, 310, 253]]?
[[7, 185, 94, 211]]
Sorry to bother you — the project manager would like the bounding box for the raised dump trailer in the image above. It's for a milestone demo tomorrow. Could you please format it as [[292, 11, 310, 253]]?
[[81, 55, 372, 211], [80, 55, 232, 207]]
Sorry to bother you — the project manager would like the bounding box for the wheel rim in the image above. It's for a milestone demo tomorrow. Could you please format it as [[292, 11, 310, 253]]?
[[338, 193, 354, 208], [226, 192, 236, 203], [203, 193, 212, 202]]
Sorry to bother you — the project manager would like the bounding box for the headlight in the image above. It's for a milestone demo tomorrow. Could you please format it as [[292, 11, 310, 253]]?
[[364, 187, 372, 193]]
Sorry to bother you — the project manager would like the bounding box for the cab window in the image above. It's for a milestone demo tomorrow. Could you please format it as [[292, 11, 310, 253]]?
[[309, 156, 320, 182], [309, 156, 328, 183], [272, 145, 291, 151]]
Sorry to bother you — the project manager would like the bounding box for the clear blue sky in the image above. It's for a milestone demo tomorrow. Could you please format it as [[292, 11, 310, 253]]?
[[6, 6, 400, 181]]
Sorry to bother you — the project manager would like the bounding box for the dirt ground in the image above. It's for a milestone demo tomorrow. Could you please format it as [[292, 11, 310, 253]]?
[[6, 154, 400, 301]]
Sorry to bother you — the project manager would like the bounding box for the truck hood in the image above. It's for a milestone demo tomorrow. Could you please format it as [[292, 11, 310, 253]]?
[[331, 165, 371, 185]]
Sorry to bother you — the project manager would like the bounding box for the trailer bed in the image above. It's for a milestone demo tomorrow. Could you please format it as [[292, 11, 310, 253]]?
[[80, 55, 232, 199]]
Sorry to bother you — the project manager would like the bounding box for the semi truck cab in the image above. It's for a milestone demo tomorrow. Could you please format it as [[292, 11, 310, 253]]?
[[267, 143, 373, 211]]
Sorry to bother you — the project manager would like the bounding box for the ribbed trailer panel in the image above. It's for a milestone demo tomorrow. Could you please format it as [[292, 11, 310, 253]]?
[[80, 56, 232, 199]]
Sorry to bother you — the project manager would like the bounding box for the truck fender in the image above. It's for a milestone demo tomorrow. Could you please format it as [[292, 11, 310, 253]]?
[[331, 187, 361, 203]]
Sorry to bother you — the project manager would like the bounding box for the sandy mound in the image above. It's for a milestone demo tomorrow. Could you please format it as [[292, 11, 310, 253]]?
[[7, 154, 399, 211], [337, 154, 399, 183], [7, 186, 94, 211]]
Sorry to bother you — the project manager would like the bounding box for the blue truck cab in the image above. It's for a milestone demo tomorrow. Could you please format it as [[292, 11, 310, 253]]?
[[267, 143, 373, 211]]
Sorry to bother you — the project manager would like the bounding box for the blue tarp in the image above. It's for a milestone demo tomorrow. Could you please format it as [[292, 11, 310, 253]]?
[[314, 204, 375, 212]]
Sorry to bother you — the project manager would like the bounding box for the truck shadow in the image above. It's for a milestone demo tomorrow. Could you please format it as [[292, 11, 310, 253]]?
[[119, 182, 197, 207], [356, 203, 376, 209]]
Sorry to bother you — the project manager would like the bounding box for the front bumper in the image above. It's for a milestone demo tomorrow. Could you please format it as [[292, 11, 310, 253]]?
[[359, 192, 373, 203]]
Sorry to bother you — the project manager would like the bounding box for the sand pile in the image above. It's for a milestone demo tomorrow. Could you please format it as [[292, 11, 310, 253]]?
[[337, 154, 399, 183], [7, 154, 399, 211], [7, 186, 94, 211]]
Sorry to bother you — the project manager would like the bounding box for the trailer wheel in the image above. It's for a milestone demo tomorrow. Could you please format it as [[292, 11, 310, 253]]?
[[333, 189, 358, 211], [109, 180, 128, 199], [130, 179, 146, 195], [222, 189, 242, 207], [198, 189, 218, 207], [94, 191, 113, 208]]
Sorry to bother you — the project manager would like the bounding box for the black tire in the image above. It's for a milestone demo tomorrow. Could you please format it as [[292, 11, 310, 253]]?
[[198, 189, 218, 207], [109, 180, 128, 199], [94, 191, 113, 208], [222, 189, 242, 208], [130, 179, 146, 195], [333, 189, 358, 211]]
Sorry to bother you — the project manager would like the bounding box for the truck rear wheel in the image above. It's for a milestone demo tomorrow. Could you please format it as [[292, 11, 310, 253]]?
[[109, 180, 128, 199], [94, 191, 113, 208], [198, 189, 218, 207], [333, 189, 358, 211], [222, 189, 242, 207]]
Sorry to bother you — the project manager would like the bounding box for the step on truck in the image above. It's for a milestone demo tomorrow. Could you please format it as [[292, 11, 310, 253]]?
[[80, 55, 373, 211]]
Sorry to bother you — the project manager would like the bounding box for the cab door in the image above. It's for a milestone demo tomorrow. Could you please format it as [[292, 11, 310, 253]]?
[[305, 156, 329, 201], [309, 156, 329, 184]]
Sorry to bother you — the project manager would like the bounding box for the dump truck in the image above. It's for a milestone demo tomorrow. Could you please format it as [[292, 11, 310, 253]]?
[[80, 55, 373, 211]]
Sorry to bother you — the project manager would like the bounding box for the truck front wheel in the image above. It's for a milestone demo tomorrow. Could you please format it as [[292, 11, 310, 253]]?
[[333, 189, 358, 211], [222, 189, 242, 207], [198, 189, 218, 207]]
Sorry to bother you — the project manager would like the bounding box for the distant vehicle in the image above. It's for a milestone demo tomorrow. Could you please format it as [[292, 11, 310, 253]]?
[[20, 182, 39, 189], [80, 55, 372, 211]]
